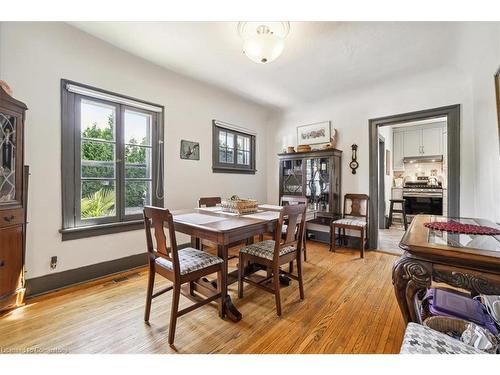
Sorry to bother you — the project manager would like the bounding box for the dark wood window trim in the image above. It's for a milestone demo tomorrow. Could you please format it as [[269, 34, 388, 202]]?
[[212, 120, 256, 174], [60, 79, 164, 241]]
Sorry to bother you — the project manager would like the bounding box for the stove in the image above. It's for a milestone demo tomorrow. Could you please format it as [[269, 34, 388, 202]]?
[[403, 177, 442, 197], [403, 177, 443, 215]]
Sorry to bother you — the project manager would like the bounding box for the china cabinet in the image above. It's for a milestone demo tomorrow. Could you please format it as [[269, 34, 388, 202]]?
[[0, 84, 28, 313], [278, 149, 342, 242]]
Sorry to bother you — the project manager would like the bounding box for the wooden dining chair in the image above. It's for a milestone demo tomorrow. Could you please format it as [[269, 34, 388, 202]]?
[[329, 194, 369, 258], [143, 206, 226, 346], [280, 195, 308, 262], [237, 204, 306, 316]]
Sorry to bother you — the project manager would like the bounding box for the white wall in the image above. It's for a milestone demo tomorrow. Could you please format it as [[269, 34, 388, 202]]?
[[267, 66, 477, 214], [0, 22, 273, 279], [267, 23, 500, 222]]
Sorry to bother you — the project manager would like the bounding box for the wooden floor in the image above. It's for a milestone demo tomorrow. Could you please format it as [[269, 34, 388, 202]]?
[[0, 242, 405, 354]]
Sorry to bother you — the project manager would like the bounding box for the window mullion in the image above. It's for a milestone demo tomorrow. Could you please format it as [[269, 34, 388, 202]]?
[[116, 104, 125, 222]]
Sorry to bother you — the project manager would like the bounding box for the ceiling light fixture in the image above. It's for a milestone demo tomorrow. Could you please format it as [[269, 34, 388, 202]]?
[[238, 22, 290, 64]]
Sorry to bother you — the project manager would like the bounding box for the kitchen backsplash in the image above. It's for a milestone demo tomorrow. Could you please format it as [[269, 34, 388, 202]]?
[[394, 161, 447, 188]]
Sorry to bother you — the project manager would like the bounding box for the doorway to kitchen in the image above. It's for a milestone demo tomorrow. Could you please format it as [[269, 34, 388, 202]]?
[[368, 105, 460, 251]]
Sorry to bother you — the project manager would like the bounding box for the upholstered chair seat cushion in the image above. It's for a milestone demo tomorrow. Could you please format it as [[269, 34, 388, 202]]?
[[400, 323, 484, 354], [333, 218, 367, 227], [155, 247, 223, 275], [239, 240, 296, 260]]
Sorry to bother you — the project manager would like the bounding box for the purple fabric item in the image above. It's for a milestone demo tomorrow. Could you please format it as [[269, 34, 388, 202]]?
[[423, 288, 499, 336]]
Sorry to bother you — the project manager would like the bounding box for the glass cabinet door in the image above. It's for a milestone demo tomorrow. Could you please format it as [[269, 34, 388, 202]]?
[[305, 157, 330, 212], [282, 159, 303, 195], [0, 112, 17, 203]]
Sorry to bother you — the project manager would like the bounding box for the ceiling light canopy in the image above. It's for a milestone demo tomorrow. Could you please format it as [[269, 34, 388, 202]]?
[[238, 22, 290, 64]]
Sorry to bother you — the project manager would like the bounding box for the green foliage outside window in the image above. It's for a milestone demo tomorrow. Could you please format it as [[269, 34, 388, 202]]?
[[81, 114, 150, 218]]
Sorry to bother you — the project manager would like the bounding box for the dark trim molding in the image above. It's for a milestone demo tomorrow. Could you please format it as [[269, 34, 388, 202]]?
[[60, 219, 144, 241], [368, 105, 461, 249], [25, 243, 190, 297]]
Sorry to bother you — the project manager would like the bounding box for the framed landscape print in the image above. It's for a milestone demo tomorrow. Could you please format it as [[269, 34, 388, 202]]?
[[180, 140, 200, 160], [297, 121, 331, 146]]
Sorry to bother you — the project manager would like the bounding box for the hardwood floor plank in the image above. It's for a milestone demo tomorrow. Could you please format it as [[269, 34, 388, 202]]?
[[0, 242, 405, 354]]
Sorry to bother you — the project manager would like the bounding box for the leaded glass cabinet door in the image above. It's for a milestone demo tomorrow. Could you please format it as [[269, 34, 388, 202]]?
[[281, 159, 303, 196], [305, 157, 331, 212], [0, 111, 22, 206]]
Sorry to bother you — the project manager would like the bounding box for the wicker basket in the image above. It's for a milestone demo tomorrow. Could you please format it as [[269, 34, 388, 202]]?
[[423, 316, 469, 338], [221, 198, 258, 215]]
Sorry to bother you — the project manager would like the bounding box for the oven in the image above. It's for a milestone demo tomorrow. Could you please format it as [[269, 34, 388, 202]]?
[[403, 188, 443, 216]]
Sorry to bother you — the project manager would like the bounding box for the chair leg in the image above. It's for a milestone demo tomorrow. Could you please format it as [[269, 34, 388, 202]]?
[[297, 254, 305, 300], [331, 225, 337, 252], [303, 236, 307, 261], [168, 284, 181, 346], [273, 266, 282, 316], [342, 228, 347, 246], [217, 269, 224, 318], [238, 253, 244, 299], [144, 265, 155, 322], [360, 228, 365, 259], [289, 261, 294, 273], [258, 234, 264, 241]]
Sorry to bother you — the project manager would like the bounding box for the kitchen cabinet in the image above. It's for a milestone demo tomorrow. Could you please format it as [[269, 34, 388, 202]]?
[[421, 127, 443, 156], [393, 132, 404, 171], [393, 123, 446, 169], [403, 129, 422, 157]]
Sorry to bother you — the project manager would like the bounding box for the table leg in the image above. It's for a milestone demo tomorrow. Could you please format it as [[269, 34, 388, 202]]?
[[392, 254, 432, 323], [191, 236, 201, 250], [218, 244, 242, 322]]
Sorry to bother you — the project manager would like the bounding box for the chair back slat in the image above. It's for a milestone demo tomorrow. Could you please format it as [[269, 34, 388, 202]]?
[[274, 203, 306, 260], [343, 194, 369, 220], [198, 197, 221, 208], [143, 206, 180, 274]]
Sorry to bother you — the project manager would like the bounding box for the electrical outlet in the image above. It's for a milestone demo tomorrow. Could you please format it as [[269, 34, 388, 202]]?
[[50, 256, 57, 270]]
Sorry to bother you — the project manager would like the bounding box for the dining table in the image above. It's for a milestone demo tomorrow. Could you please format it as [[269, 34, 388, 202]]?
[[392, 214, 500, 324], [171, 205, 283, 322]]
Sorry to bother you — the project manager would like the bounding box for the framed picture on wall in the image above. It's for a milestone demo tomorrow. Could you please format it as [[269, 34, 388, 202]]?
[[297, 121, 331, 146], [180, 140, 200, 160]]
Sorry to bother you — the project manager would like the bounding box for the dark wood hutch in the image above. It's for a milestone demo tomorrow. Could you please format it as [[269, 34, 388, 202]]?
[[0, 84, 29, 313], [278, 148, 342, 243]]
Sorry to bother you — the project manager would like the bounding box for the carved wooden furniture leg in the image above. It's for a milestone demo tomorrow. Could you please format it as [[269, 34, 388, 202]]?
[[392, 254, 432, 324], [218, 244, 242, 322]]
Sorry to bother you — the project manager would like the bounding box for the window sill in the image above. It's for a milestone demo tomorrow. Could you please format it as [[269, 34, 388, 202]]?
[[60, 220, 144, 241], [212, 166, 256, 174]]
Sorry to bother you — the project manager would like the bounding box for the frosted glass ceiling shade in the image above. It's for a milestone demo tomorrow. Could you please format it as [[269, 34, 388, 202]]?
[[238, 22, 290, 64]]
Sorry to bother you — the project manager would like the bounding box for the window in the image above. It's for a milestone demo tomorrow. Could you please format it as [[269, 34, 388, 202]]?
[[212, 120, 256, 174], [61, 80, 164, 240]]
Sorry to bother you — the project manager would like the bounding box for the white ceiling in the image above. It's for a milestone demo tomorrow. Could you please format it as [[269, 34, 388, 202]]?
[[71, 22, 459, 110]]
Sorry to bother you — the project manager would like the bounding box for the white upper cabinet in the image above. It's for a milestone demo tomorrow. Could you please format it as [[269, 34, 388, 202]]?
[[403, 129, 422, 157], [393, 131, 404, 171], [392, 122, 446, 170], [421, 126, 443, 156]]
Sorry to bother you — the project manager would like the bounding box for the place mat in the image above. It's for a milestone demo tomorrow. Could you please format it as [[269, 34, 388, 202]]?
[[175, 213, 227, 225], [245, 211, 280, 221], [258, 204, 283, 211], [197, 206, 222, 212], [424, 221, 500, 235]]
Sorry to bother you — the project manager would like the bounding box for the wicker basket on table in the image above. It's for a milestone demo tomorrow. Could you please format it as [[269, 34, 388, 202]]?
[[221, 196, 258, 215]]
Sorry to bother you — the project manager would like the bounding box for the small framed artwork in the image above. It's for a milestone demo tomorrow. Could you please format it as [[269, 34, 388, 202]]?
[[180, 140, 200, 160], [297, 121, 331, 146], [386, 149, 391, 175]]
